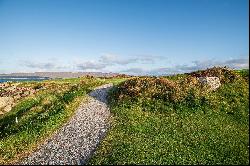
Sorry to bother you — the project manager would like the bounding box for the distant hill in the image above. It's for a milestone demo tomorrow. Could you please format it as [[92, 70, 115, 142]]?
[[0, 72, 120, 79]]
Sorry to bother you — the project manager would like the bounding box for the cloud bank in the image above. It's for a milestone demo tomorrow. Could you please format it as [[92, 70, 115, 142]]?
[[77, 61, 107, 70], [76, 54, 164, 71], [122, 57, 249, 75], [21, 55, 248, 76], [23, 61, 56, 69]]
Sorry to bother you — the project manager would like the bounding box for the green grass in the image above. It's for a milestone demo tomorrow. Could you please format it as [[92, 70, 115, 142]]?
[[1, 68, 248, 165], [89, 70, 249, 165], [0, 77, 126, 164], [235, 69, 249, 80]]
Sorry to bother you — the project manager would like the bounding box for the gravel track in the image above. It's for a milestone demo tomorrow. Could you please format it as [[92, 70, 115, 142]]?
[[20, 83, 113, 165]]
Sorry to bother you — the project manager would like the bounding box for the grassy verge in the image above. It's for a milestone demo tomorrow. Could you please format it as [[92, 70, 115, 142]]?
[[0, 77, 124, 164], [89, 68, 249, 165]]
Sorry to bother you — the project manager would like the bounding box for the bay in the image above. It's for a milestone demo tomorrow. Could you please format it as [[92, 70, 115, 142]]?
[[0, 77, 49, 83]]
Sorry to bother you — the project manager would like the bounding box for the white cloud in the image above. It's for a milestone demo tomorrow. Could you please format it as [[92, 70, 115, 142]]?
[[122, 57, 249, 76], [122, 68, 146, 75], [21, 60, 72, 72], [223, 58, 249, 68], [77, 61, 107, 70], [76, 53, 165, 71], [18, 55, 248, 76], [23, 61, 56, 69], [99, 54, 136, 65], [99, 53, 163, 65]]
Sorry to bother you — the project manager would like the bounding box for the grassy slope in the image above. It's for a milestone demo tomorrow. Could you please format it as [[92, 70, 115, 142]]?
[[0, 77, 125, 164], [89, 69, 249, 165]]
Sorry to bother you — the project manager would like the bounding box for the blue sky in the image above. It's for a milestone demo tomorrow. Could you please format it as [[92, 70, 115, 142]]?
[[0, 0, 249, 75]]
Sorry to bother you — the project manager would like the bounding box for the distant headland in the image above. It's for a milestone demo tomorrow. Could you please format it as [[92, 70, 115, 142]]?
[[0, 72, 121, 79]]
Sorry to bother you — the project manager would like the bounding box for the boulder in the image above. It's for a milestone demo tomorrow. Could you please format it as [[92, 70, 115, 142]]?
[[198, 77, 221, 90], [0, 97, 14, 113]]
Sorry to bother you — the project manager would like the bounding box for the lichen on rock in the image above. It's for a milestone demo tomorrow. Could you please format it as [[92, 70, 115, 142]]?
[[198, 77, 221, 91]]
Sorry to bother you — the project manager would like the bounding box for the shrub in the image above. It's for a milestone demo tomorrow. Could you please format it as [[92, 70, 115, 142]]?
[[113, 75, 209, 105], [188, 66, 240, 83], [32, 83, 43, 90], [111, 67, 248, 114], [114, 77, 182, 102]]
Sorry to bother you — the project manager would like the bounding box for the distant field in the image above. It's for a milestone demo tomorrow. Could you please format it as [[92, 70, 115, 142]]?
[[89, 68, 249, 165]]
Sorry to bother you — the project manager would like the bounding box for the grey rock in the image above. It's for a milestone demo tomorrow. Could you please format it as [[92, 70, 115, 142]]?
[[0, 97, 14, 113], [198, 77, 221, 90]]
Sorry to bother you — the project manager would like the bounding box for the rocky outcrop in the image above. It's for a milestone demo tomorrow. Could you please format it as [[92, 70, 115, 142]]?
[[198, 77, 221, 91], [0, 83, 39, 115]]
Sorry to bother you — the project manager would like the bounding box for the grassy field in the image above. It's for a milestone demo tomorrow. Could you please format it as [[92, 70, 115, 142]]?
[[0, 77, 125, 164], [89, 68, 249, 165], [0, 68, 248, 165]]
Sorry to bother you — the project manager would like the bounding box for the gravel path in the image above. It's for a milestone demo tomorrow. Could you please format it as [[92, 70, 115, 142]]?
[[20, 83, 113, 165]]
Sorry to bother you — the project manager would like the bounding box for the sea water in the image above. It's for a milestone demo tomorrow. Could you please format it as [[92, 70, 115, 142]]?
[[0, 77, 49, 83]]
